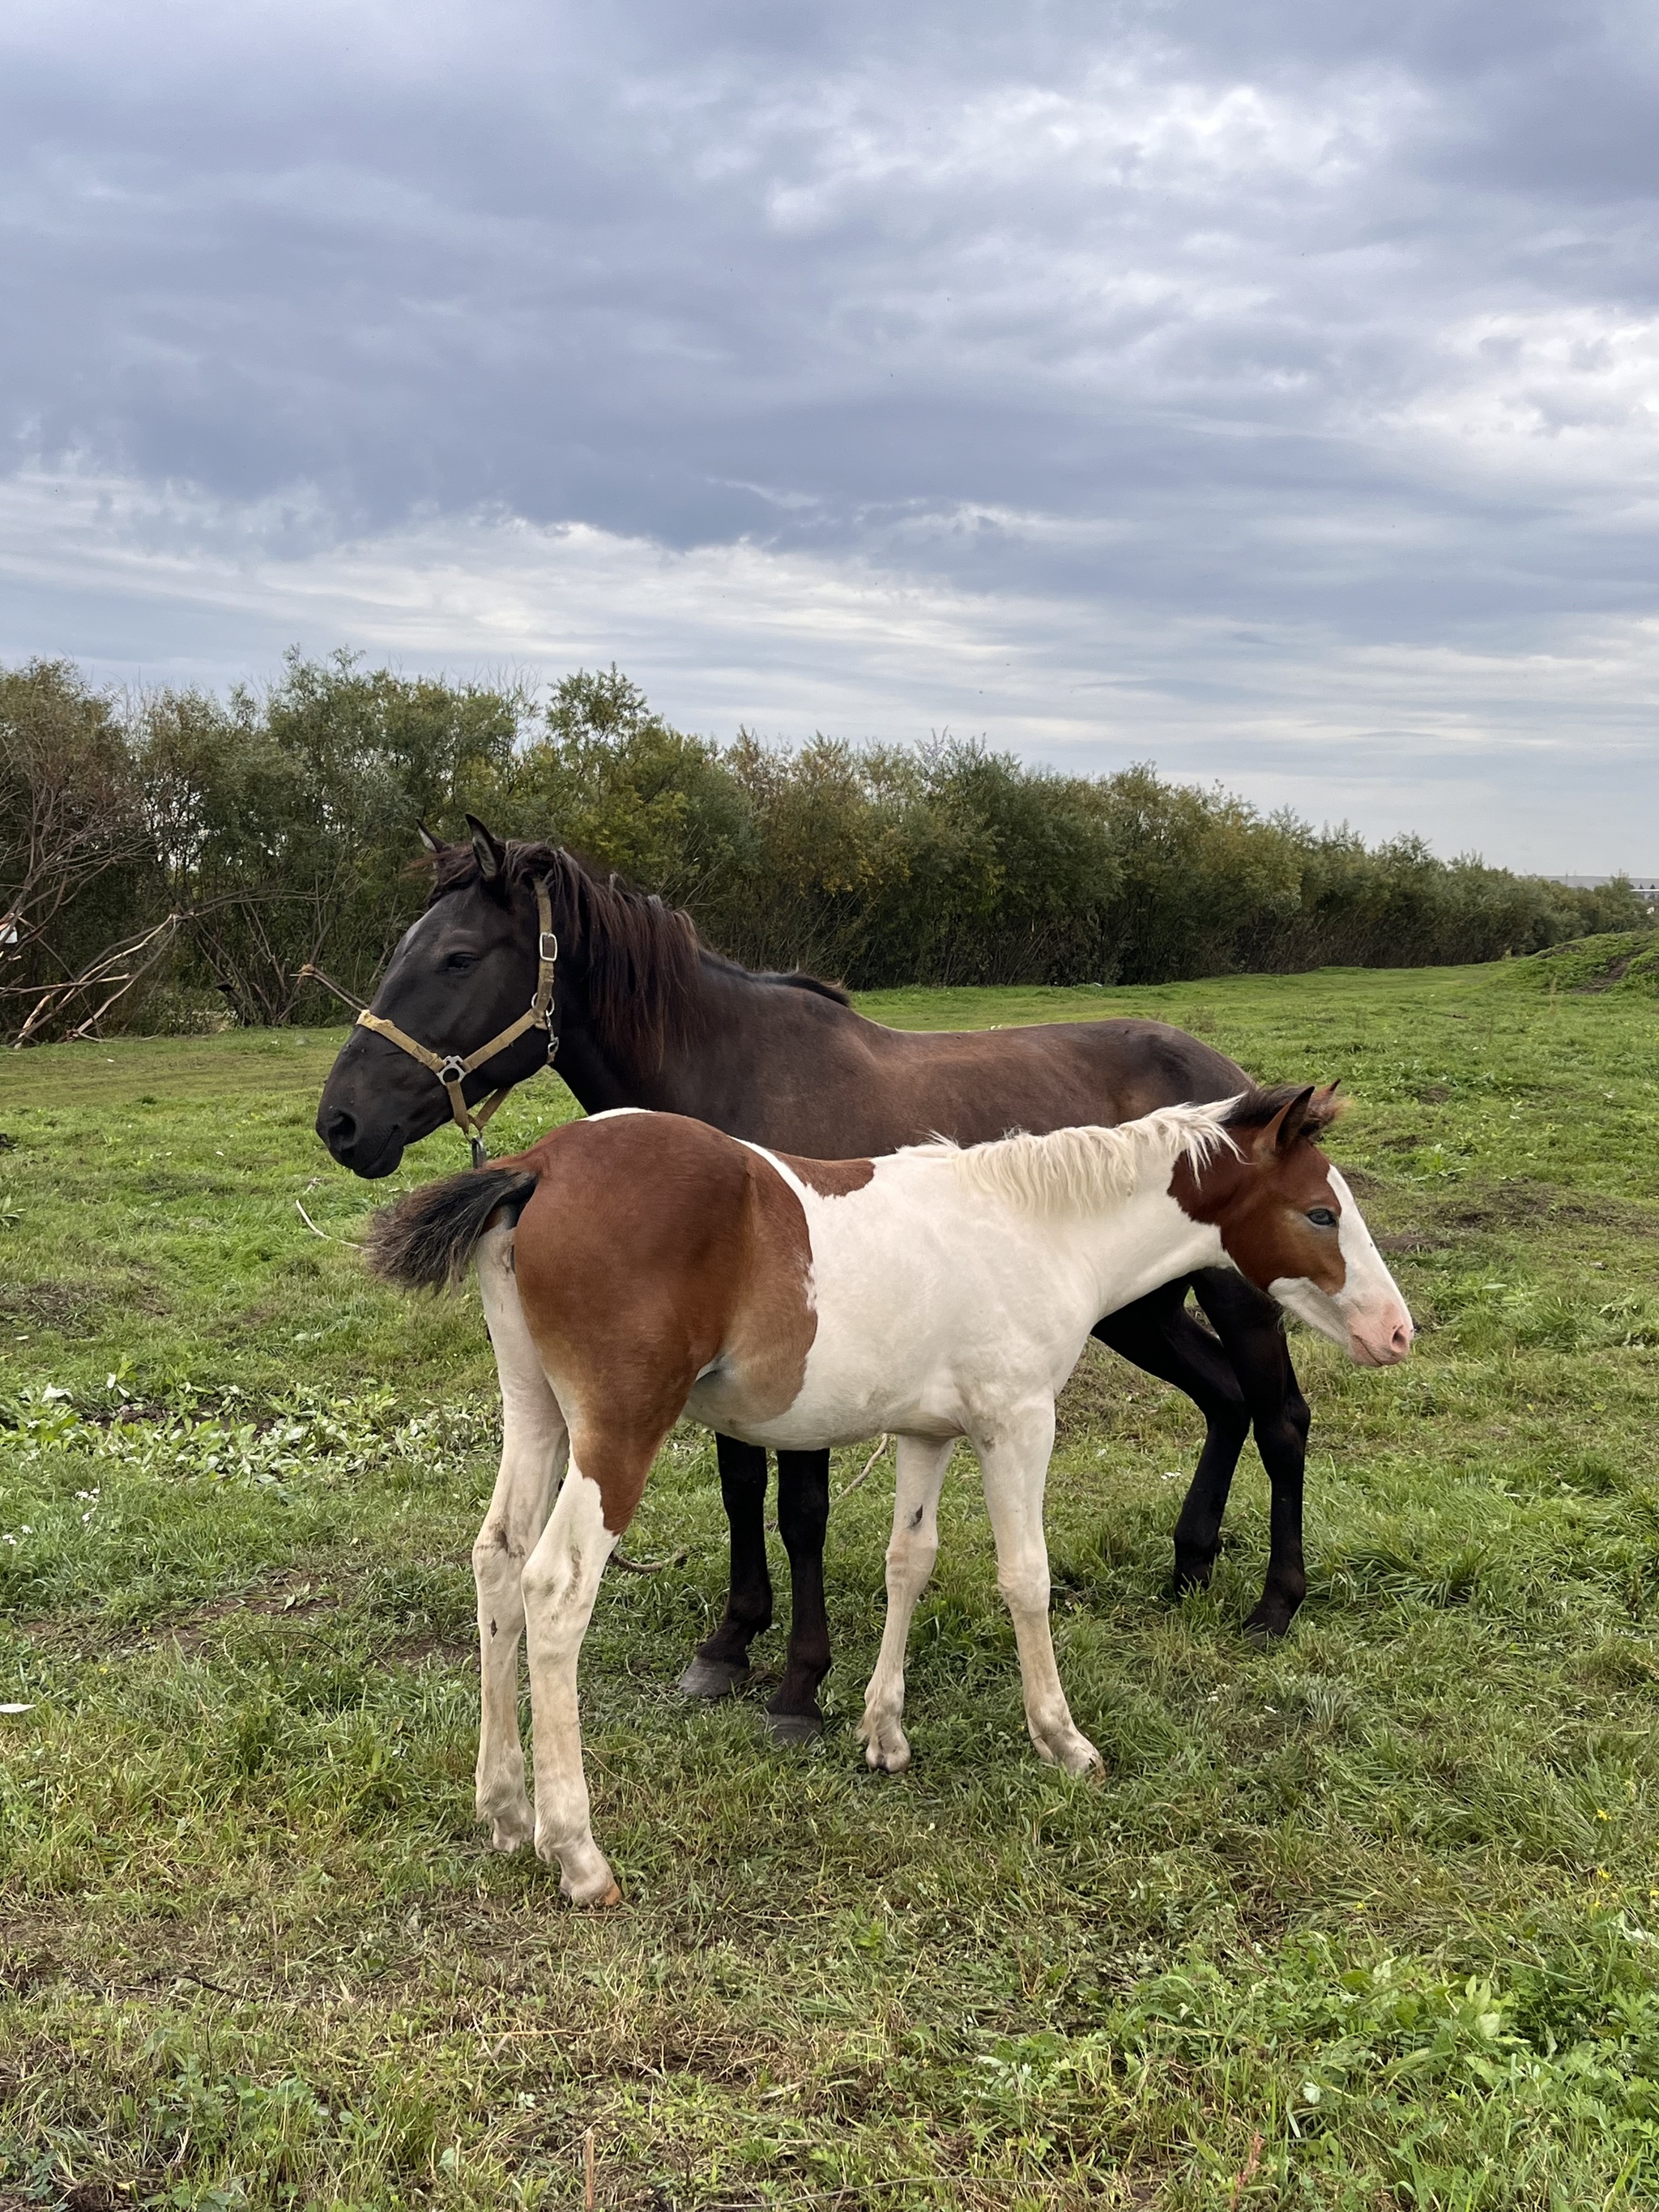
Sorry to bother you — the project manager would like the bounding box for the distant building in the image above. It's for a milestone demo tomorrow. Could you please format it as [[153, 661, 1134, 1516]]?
[[1545, 874, 1658, 907]]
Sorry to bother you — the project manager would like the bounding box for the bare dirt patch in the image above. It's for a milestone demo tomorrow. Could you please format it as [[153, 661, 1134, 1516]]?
[[0, 1269, 168, 1332], [1443, 1181, 1658, 1234]]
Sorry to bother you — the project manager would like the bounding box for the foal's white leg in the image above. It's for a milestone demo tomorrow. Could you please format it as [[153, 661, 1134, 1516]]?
[[859, 1434, 955, 1775], [473, 1224, 567, 1852], [521, 1460, 621, 1906], [975, 1402, 1101, 1777]]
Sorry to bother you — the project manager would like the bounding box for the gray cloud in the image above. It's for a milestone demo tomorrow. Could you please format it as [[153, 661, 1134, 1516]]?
[[2, 0, 1656, 863]]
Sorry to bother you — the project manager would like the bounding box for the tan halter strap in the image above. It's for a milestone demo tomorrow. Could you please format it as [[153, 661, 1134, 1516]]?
[[346, 876, 559, 1170]]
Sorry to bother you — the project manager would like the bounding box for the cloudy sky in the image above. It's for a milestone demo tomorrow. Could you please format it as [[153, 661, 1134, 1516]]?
[[2, 0, 1656, 868]]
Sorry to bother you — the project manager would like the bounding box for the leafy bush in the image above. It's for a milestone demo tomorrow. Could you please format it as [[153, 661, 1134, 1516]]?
[[2, 653, 1645, 1033]]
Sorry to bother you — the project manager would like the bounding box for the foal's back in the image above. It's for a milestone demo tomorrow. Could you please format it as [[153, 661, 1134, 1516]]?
[[508, 1111, 811, 1442], [505, 1109, 1100, 1465]]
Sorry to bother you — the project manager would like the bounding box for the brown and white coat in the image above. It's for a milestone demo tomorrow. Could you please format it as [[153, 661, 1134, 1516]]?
[[369, 1086, 1411, 1906]]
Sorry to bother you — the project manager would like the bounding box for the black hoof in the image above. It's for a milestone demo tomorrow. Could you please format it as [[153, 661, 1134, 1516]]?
[[764, 1707, 824, 1746], [677, 1656, 752, 1699], [1243, 1606, 1294, 1642], [1171, 1558, 1216, 1598]]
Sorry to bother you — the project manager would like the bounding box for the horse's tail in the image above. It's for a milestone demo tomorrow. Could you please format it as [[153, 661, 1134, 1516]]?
[[365, 1163, 543, 1293]]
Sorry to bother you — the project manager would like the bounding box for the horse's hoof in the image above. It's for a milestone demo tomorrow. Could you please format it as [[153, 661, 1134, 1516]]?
[[481, 1802, 535, 1852], [860, 1725, 911, 1775], [765, 1707, 823, 1746], [676, 1655, 751, 1699], [1243, 1605, 1296, 1642], [560, 1877, 624, 1911]]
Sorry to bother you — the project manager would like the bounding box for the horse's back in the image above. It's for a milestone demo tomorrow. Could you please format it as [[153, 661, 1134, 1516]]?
[[836, 1012, 1249, 1151]]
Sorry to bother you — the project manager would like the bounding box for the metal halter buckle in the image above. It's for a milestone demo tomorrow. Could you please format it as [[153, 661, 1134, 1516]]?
[[539, 930, 559, 962], [438, 1055, 467, 1087]]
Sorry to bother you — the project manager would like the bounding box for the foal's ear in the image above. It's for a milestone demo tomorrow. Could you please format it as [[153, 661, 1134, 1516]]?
[[465, 814, 508, 887], [416, 820, 446, 857], [1253, 1085, 1318, 1158]]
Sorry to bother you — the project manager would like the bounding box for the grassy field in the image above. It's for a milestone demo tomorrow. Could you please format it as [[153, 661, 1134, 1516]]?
[[2, 936, 1658, 2210]]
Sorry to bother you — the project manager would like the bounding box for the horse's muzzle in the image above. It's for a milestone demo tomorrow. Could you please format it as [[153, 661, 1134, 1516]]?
[[317, 1103, 406, 1179]]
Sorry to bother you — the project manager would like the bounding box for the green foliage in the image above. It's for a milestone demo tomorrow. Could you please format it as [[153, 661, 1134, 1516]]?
[[134, 650, 529, 1025], [3, 961, 1659, 2204], [4, 655, 1648, 1038], [0, 658, 151, 1007]]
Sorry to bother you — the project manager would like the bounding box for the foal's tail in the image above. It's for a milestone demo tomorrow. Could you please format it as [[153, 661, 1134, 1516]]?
[[364, 1164, 542, 1292]]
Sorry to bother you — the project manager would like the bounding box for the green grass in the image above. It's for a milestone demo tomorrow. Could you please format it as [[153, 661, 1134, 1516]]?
[[2, 939, 1658, 2210]]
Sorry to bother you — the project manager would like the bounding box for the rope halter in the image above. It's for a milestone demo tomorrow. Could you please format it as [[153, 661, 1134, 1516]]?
[[309, 878, 558, 1170]]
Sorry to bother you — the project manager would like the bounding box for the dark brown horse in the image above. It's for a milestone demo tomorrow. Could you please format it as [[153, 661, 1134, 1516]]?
[[316, 820, 1318, 1735]]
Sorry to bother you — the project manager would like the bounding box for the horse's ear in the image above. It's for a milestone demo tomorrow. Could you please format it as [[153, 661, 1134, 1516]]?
[[465, 814, 507, 886], [1253, 1085, 1317, 1158], [416, 820, 446, 857]]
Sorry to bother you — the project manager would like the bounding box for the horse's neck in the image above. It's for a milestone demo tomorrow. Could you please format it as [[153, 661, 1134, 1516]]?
[[1024, 1175, 1226, 1321], [554, 958, 856, 1130]]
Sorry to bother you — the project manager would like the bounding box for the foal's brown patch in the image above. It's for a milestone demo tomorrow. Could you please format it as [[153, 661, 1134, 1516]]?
[[785, 1154, 876, 1197], [1172, 1116, 1348, 1298], [502, 1114, 817, 1532]]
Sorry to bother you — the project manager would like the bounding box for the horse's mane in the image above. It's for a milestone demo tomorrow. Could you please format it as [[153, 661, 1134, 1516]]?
[[929, 1084, 1345, 1220], [427, 839, 848, 1068], [920, 1101, 1238, 1217], [1222, 1083, 1346, 1136]]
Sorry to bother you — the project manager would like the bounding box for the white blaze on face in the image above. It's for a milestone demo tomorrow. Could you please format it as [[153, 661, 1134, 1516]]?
[[1269, 1166, 1414, 1367]]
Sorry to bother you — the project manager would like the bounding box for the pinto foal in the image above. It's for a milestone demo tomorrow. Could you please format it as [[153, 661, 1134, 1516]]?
[[368, 1085, 1411, 1906]]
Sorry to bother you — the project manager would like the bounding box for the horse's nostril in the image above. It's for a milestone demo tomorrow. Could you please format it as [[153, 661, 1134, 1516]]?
[[1391, 1322, 1413, 1357], [325, 1108, 357, 1153]]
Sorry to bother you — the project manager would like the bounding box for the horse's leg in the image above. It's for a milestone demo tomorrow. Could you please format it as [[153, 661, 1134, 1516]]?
[[520, 1448, 627, 1907], [522, 1400, 679, 1907], [677, 1433, 774, 1699], [859, 1435, 954, 1775], [1191, 1269, 1313, 1639], [766, 1448, 833, 1746], [1092, 1278, 1251, 1602], [976, 1403, 1101, 1777], [473, 1223, 567, 1852]]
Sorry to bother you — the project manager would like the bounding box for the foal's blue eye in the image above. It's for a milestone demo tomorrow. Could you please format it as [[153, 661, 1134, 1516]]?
[[1307, 1207, 1338, 1229]]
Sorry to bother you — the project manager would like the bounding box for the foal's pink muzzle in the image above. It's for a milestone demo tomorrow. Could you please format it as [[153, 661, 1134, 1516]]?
[[1348, 1307, 1414, 1367]]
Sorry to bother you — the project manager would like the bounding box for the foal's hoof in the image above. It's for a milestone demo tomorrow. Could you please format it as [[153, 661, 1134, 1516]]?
[[480, 1800, 535, 1853], [859, 1720, 912, 1775], [676, 1655, 751, 1700], [764, 1706, 824, 1747], [559, 1877, 624, 1911]]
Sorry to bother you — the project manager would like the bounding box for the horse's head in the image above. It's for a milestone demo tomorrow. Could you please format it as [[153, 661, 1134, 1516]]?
[[1176, 1085, 1414, 1367], [317, 818, 557, 1178]]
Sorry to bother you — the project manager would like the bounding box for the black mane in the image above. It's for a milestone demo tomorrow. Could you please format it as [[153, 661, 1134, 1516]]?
[[425, 839, 848, 1065], [1222, 1083, 1345, 1137]]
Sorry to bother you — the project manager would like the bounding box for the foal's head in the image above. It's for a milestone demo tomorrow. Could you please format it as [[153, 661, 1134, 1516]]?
[[1177, 1086, 1414, 1367]]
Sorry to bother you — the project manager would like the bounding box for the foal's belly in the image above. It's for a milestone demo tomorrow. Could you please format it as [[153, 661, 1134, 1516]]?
[[684, 1369, 962, 1451]]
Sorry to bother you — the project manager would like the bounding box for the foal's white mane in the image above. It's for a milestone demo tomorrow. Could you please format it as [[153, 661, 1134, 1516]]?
[[917, 1098, 1242, 1218]]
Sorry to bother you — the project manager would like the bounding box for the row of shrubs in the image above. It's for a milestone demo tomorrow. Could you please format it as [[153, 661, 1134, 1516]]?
[[2, 651, 1647, 1038]]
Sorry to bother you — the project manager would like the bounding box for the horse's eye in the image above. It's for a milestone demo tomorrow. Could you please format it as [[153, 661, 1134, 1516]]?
[[445, 953, 475, 973], [1307, 1206, 1337, 1229]]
